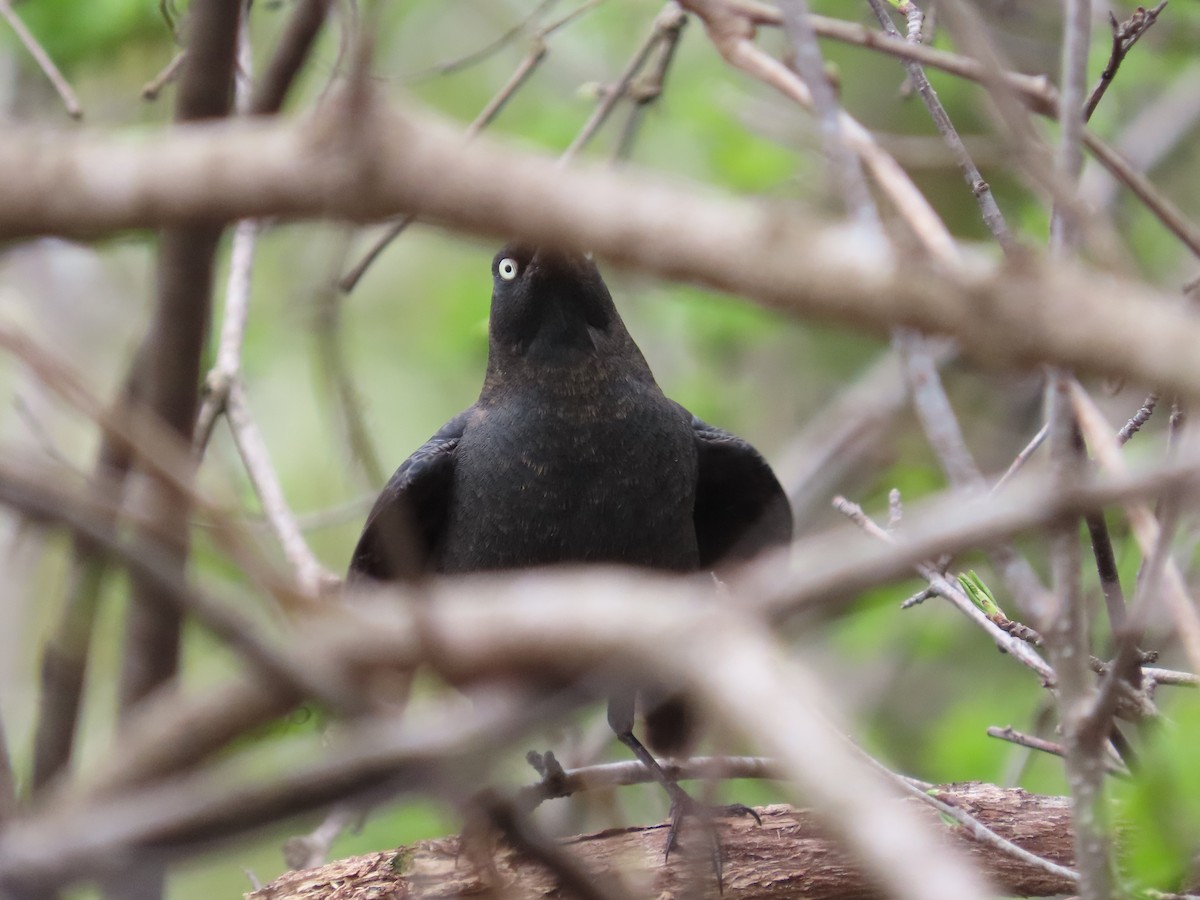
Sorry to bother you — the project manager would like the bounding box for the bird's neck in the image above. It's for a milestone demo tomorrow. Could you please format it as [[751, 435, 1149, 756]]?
[[479, 343, 657, 408]]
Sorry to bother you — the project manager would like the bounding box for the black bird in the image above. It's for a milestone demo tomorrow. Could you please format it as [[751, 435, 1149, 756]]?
[[350, 243, 792, 872]]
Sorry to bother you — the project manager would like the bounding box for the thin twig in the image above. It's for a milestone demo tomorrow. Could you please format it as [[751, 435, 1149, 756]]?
[[1082, 493, 1180, 748], [516, 755, 781, 811], [194, 19, 338, 596], [187, 44, 248, 412], [339, 39, 548, 292], [0, 326, 319, 615], [316, 252, 388, 487], [561, 4, 679, 163], [680, 0, 955, 259], [1082, 129, 1200, 260], [832, 496, 1055, 681], [864, 0, 1016, 253], [1143, 667, 1198, 687], [1118, 393, 1159, 445], [986, 726, 1128, 778], [855, 744, 1081, 885], [1070, 383, 1200, 675], [1049, 0, 1091, 252], [786, 0, 1040, 627], [887, 488, 903, 533], [1084, 511, 1127, 634], [780, 0, 876, 228], [282, 805, 363, 871], [1169, 399, 1187, 448], [1083, 3, 1168, 122], [1081, 59, 1200, 211], [226, 381, 338, 593], [141, 50, 187, 100], [0, 461, 365, 716], [612, 4, 687, 161], [402, 0, 562, 81], [340, 0, 611, 293], [897, 331, 1052, 622], [1046, 368, 1114, 900], [194, 218, 257, 450], [29, 364, 141, 793], [993, 424, 1049, 492], [0, 0, 82, 118]]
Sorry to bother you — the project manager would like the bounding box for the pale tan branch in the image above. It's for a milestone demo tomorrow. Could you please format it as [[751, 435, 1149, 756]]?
[[3, 107, 1200, 401]]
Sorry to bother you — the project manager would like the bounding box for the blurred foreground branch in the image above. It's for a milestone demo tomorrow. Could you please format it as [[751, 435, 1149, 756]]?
[[3, 103, 1200, 401]]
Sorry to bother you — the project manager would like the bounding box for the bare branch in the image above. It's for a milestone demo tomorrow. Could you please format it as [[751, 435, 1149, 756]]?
[[141, 50, 186, 101], [1070, 383, 1200, 674], [1083, 3, 1169, 122], [858, 750, 1080, 887], [6, 104, 1200, 400], [993, 424, 1048, 493], [562, 4, 681, 163], [517, 756, 782, 811], [0, 458, 363, 716], [779, 0, 876, 229], [257, 788, 1077, 899], [4, 582, 1004, 900], [1081, 60, 1200, 211], [1118, 393, 1159, 445], [864, 0, 1017, 253], [401, 0, 563, 81], [1045, 368, 1114, 900], [339, 13, 554, 292], [29, 362, 141, 793], [831, 496, 1054, 680], [0, 0, 82, 118], [0, 325, 318, 616], [119, 0, 243, 706], [225, 381, 338, 593], [612, 5, 687, 160], [1084, 510, 1127, 635], [249, 0, 333, 116], [986, 726, 1128, 778]]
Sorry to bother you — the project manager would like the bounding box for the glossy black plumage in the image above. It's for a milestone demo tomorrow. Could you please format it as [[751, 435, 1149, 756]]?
[[350, 245, 791, 825]]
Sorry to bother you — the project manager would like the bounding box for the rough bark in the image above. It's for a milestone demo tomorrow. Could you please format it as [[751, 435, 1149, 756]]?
[[248, 783, 1075, 900]]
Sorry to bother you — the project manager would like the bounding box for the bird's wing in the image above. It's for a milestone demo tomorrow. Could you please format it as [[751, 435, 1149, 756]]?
[[347, 410, 469, 581], [689, 414, 793, 569]]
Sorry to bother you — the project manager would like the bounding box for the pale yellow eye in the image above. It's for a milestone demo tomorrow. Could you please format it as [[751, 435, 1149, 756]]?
[[498, 258, 519, 281]]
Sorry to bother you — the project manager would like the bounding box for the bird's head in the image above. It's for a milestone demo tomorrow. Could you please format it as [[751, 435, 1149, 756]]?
[[486, 244, 631, 365]]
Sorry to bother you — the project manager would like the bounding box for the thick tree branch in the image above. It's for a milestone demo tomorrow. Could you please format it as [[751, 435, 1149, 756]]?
[[249, 786, 1075, 900]]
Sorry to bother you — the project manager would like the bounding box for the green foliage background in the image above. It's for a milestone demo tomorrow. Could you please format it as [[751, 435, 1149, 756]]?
[[2, 0, 1200, 897]]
